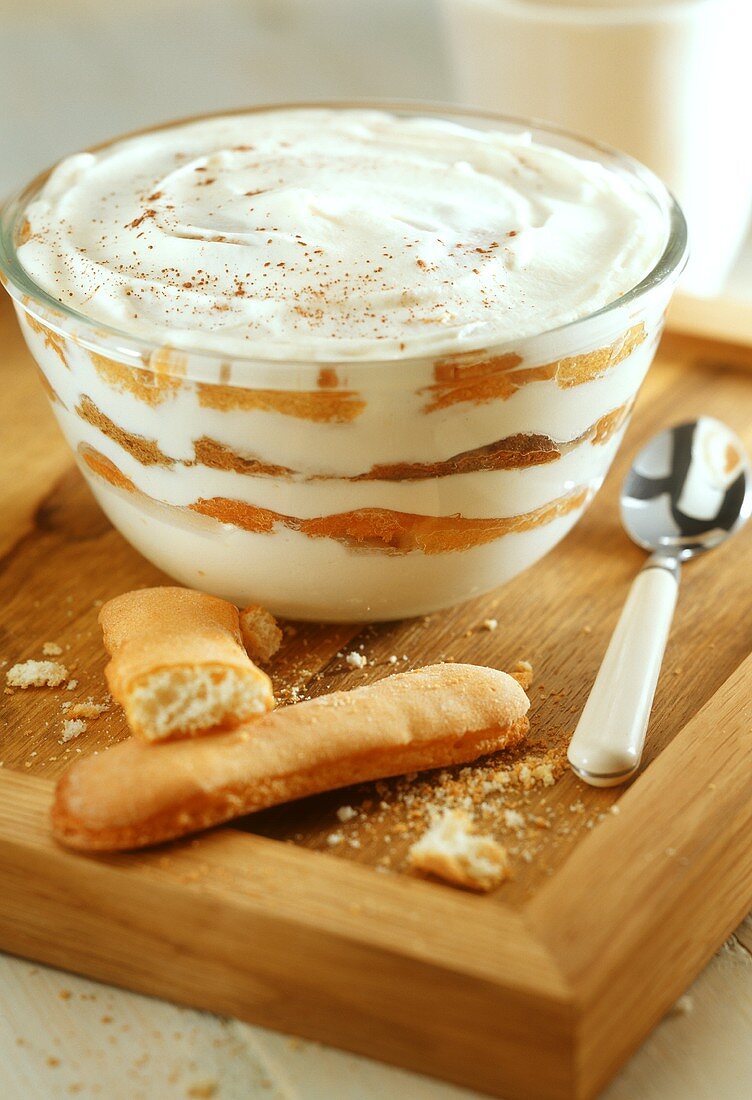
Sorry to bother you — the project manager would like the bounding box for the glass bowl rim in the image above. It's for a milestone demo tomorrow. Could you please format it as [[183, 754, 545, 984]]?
[[0, 98, 689, 370]]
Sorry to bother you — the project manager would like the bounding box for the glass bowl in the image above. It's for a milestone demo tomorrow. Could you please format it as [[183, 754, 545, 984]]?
[[0, 103, 688, 621]]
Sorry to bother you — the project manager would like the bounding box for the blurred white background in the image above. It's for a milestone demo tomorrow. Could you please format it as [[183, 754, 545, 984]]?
[[1, 0, 750, 298], [0, 0, 447, 194]]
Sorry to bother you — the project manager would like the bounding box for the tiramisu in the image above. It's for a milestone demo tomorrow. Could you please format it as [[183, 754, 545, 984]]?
[[1, 106, 686, 618]]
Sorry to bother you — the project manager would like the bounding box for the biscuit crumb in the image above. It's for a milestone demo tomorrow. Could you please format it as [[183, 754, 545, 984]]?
[[66, 679, 78, 691], [408, 810, 508, 892], [65, 699, 109, 720], [346, 651, 367, 670], [42, 642, 63, 657], [482, 618, 498, 631], [518, 764, 533, 789], [61, 719, 87, 743], [239, 604, 283, 665], [510, 660, 534, 691], [669, 994, 694, 1017], [532, 762, 555, 787], [187, 1083, 217, 1099], [336, 805, 357, 823], [6, 661, 68, 689], [326, 832, 344, 846]]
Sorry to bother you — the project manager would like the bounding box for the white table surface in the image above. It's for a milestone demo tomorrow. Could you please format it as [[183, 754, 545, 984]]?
[[2, 2, 752, 1096]]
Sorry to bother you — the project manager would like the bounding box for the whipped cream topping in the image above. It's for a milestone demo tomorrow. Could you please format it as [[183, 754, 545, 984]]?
[[18, 108, 667, 360]]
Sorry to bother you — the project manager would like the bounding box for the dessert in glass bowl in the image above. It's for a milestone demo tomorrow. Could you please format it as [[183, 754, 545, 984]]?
[[0, 104, 687, 620]]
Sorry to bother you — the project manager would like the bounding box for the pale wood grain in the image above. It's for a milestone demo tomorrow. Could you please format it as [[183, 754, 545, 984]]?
[[0, 955, 280, 1100]]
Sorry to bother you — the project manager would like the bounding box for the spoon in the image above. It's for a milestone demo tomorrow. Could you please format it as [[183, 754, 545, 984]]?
[[568, 417, 752, 787]]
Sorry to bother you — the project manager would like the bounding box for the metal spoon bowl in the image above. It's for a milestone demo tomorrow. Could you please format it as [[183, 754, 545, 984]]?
[[622, 417, 752, 558], [568, 417, 751, 787]]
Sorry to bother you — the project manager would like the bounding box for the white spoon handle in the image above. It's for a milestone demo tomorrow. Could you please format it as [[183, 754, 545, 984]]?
[[567, 557, 680, 787]]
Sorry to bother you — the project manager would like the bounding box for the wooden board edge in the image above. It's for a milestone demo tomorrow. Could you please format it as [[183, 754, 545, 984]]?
[[666, 293, 752, 350], [0, 770, 576, 1100], [526, 651, 752, 1099]]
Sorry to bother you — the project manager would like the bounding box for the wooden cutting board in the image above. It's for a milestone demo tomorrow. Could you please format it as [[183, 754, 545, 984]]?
[[1, 290, 752, 1100]]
